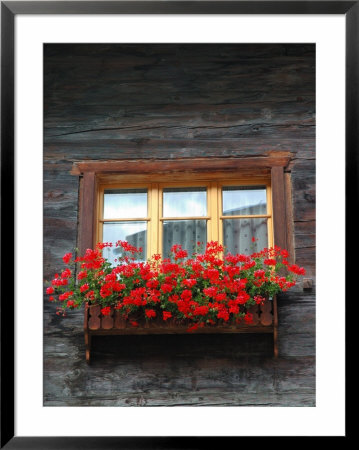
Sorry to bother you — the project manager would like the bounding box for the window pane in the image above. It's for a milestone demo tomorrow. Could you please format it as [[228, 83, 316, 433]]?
[[223, 218, 268, 255], [222, 186, 267, 216], [102, 221, 147, 263], [104, 189, 147, 219], [163, 187, 207, 217], [162, 220, 207, 259]]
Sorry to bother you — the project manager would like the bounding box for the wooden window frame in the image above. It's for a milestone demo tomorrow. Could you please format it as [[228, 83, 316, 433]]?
[[72, 155, 291, 258], [97, 182, 153, 260]]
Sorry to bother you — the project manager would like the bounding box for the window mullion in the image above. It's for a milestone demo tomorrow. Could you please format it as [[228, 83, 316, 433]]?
[[218, 182, 224, 247], [149, 183, 159, 257], [209, 181, 219, 243]]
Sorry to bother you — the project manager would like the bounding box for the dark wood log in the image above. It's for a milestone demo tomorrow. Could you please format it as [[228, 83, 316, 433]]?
[[44, 138, 314, 164]]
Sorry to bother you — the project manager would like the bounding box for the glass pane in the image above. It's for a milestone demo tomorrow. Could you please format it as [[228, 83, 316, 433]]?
[[163, 187, 207, 217], [223, 218, 268, 255], [162, 220, 207, 259], [104, 189, 147, 219], [222, 186, 267, 216], [102, 221, 147, 264]]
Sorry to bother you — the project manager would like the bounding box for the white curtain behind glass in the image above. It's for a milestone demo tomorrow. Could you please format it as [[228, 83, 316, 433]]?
[[162, 187, 207, 258]]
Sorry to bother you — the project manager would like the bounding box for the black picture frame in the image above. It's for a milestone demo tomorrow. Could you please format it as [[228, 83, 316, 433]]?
[[1, 1, 351, 447]]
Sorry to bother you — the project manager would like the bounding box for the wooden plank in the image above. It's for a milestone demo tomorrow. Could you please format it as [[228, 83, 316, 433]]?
[[86, 307, 274, 336], [114, 310, 127, 329], [247, 305, 260, 326], [88, 325, 274, 336], [284, 172, 296, 264], [101, 308, 114, 330], [71, 154, 291, 176], [271, 166, 287, 250], [79, 172, 96, 254], [260, 301, 273, 326], [88, 305, 101, 330]]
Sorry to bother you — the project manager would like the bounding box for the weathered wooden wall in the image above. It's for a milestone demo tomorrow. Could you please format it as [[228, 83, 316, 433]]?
[[43, 44, 315, 406]]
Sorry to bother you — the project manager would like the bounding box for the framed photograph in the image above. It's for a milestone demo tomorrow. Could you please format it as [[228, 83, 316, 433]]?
[[1, 1, 351, 447]]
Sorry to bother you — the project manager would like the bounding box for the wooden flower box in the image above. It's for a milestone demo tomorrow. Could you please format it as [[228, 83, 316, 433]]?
[[84, 296, 278, 362]]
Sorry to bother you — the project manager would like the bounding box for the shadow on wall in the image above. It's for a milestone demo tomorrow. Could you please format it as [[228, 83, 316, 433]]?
[[89, 333, 275, 363]]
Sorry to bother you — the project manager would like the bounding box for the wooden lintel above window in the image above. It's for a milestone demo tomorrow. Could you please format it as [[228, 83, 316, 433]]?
[[70, 153, 291, 176]]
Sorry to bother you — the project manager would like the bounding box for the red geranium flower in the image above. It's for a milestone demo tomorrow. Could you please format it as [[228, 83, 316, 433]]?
[[180, 290, 192, 301], [163, 311, 172, 321], [182, 278, 197, 288], [161, 283, 173, 293], [62, 253, 72, 264], [244, 312, 253, 324], [80, 283, 89, 293], [264, 258, 277, 266], [47, 240, 306, 329], [101, 306, 111, 316], [145, 309, 156, 319], [254, 295, 266, 305], [77, 271, 87, 280]]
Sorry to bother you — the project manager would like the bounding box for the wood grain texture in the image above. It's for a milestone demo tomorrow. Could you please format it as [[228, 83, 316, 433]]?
[[43, 43, 315, 406], [85, 303, 274, 335], [71, 154, 291, 175], [88, 305, 101, 330], [271, 166, 287, 250], [260, 301, 273, 326], [79, 172, 96, 254]]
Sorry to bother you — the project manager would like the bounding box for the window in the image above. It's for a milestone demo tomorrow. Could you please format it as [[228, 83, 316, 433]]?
[[72, 156, 290, 262], [96, 177, 273, 263], [100, 187, 148, 263]]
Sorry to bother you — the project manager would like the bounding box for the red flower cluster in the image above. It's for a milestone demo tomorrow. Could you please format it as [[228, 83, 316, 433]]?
[[46, 240, 306, 330]]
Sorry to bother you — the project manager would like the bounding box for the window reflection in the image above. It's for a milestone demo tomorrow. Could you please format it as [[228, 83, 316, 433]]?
[[222, 186, 267, 216], [102, 221, 147, 264], [104, 189, 147, 219], [163, 187, 207, 217]]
